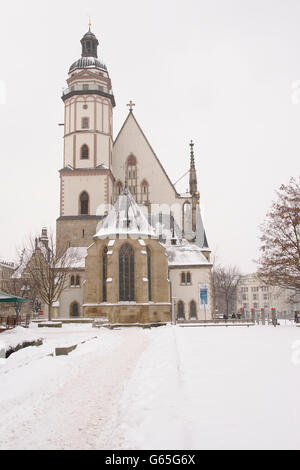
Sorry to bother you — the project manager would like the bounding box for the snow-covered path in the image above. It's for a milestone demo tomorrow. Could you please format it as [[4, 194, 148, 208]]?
[[1, 323, 300, 450], [0, 328, 149, 450]]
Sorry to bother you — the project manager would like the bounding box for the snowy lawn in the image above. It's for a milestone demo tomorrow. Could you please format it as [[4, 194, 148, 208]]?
[[0, 323, 299, 450]]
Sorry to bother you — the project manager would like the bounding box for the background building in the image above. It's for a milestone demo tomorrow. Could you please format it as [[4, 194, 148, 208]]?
[[236, 273, 300, 319], [0, 260, 14, 291]]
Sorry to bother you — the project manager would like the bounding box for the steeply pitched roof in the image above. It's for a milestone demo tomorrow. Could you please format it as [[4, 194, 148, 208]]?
[[94, 189, 157, 239], [113, 111, 180, 198], [195, 206, 209, 249]]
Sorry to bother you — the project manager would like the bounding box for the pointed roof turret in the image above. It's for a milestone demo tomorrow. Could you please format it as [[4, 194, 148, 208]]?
[[94, 189, 157, 239], [189, 140, 198, 196]]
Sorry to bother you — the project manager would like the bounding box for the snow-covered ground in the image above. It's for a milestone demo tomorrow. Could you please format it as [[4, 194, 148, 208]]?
[[0, 323, 299, 450]]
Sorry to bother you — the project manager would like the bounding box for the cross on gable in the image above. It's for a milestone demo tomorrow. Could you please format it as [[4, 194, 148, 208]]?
[[127, 100, 136, 111]]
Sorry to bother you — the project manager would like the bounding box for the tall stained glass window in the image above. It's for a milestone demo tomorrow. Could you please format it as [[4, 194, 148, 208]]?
[[119, 243, 134, 301]]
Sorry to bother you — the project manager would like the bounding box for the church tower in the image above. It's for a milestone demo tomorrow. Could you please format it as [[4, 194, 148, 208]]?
[[56, 27, 116, 251]]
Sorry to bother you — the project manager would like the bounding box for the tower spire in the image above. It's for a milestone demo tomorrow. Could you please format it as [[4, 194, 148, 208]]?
[[189, 140, 198, 195], [189, 140, 199, 235]]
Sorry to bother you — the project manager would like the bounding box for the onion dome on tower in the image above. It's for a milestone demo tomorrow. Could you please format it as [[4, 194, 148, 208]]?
[[69, 27, 108, 74]]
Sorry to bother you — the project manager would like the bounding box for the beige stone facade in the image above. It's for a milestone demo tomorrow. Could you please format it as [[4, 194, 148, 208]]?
[[169, 266, 214, 321], [83, 237, 171, 323], [0, 261, 15, 291], [56, 215, 103, 252]]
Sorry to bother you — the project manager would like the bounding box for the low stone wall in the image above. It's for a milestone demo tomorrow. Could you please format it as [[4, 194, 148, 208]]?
[[95, 322, 167, 329]]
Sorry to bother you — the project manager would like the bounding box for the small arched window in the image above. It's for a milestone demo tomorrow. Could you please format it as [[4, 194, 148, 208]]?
[[70, 301, 79, 317], [183, 201, 192, 234], [119, 243, 134, 301], [102, 246, 108, 302], [116, 181, 123, 196], [190, 300, 197, 319], [80, 191, 89, 215], [82, 117, 89, 129], [177, 301, 185, 319], [70, 275, 75, 287], [76, 275, 80, 287], [181, 272, 186, 285], [141, 180, 149, 202], [81, 144, 89, 159], [186, 272, 191, 284]]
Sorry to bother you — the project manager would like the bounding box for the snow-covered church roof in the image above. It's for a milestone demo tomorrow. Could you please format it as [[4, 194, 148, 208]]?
[[94, 189, 157, 239], [195, 206, 209, 249], [165, 239, 212, 267]]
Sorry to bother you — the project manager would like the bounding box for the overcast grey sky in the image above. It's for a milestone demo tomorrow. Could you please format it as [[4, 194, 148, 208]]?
[[0, 0, 299, 272]]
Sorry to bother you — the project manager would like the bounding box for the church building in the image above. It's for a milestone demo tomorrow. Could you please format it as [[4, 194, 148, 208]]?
[[55, 27, 214, 323]]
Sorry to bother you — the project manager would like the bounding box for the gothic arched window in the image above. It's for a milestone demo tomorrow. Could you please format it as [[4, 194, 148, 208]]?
[[81, 144, 89, 159], [80, 191, 89, 215], [177, 300, 185, 319], [183, 201, 192, 235], [119, 243, 134, 301], [126, 154, 137, 198], [70, 275, 75, 287], [102, 246, 108, 302], [190, 300, 197, 319], [147, 246, 152, 301], [186, 272, 191, 285], [70, 301, 79, 317], [141, 179, 149, 202], [181, 272, 186, 285], [75, 275, 80, 287]]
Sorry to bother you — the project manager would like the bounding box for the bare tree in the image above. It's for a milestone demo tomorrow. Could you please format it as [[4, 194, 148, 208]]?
[[213, 265, 242, 317], [17, 230, 80, 321], [257, 177, 300, 291]]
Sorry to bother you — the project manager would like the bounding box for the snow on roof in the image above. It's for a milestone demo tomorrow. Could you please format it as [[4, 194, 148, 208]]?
[[57, 247, 88, 269], [0, 260, 14, 269], [165, 240, 211, 267], [11, 262, 26, 279], [195, 206, 209, 249], [94, 189, 157, 239]]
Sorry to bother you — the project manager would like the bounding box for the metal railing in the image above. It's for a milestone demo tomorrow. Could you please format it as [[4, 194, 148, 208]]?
[[62, 83, 113, 96]]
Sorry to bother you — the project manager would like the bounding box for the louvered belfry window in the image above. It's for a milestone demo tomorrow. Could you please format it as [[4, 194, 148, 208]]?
[[119, 243, 134, 301]]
